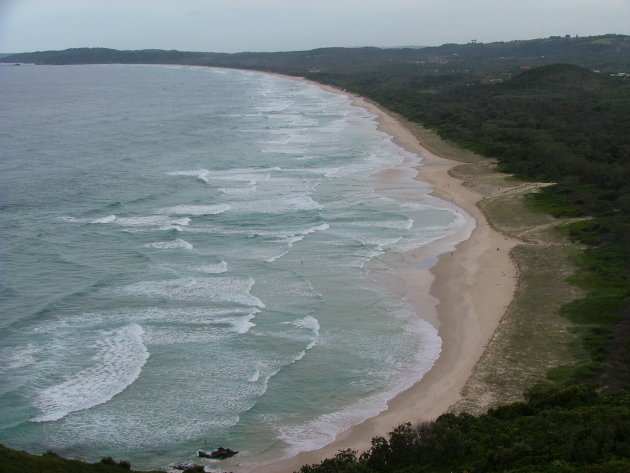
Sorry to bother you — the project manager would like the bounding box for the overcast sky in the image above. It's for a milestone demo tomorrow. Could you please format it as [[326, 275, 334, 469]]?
[[1, 0, 628, 53]]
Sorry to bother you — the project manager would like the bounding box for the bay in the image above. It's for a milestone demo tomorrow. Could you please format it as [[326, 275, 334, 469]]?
[[0, 64, 465, 470]]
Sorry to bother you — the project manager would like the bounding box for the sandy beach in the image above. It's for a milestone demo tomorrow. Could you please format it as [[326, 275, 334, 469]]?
[[252, 78, 520, 473]]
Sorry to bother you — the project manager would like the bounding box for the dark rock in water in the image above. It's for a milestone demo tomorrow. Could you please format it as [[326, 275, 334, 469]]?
[[197, 447, 238, 459]]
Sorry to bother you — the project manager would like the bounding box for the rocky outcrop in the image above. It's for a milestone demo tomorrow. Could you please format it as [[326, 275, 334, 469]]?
[[197, 447, 238, 459]]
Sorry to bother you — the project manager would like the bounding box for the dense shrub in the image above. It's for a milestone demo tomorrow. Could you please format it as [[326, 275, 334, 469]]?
[[299, 386, 630, 473]]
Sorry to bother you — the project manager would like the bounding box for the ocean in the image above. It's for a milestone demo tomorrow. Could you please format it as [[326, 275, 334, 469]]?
[[0, 63, 469, 471]]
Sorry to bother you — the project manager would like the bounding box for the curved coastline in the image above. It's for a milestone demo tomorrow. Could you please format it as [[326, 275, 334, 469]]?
[[250, 74, 521, 473]]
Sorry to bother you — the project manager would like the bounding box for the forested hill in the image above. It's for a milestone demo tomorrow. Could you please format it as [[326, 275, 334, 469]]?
[[2, 34, 629, 74], [372, 63, 630, 195]]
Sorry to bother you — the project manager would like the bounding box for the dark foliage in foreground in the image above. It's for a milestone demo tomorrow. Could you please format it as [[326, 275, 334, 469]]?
[[0, 445, 162, 473], [298, 385, 630, 473]]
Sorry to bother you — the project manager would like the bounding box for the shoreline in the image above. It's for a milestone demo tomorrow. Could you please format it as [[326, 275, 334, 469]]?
[[32, 64, 519, 471], [23, 64, 519, 472], [251, 73, 520, 473]]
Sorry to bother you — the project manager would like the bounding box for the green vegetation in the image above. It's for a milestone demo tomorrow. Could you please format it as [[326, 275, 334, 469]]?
[[387, 65, 629, 203], [298, 385, 630, 473], [0, 445, 162, 473]]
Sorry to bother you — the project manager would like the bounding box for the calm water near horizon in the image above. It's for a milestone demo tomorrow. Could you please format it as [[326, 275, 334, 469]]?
[[0, 64, 468, 470]]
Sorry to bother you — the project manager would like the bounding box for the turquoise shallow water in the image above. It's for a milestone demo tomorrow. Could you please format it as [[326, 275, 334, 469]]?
[[0, 64, 467, 471]]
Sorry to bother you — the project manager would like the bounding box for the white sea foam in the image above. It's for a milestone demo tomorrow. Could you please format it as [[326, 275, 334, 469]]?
[[141, 312, 257, 345], [286, 315, 320, 333], [218, 186, 257, 196], [289, 222, 330, 242], [159, 204, 231, 216], [140, 327, 221, 345], [170, 217, 192, 226], [43, 307, 261, 335], [362, 236, 403, 249], [261, 145, 310, 156], [285, 316, 320, 350], [168, 169, 210, 183], [90, 215, 117, 224], [115, 215, 176, 227], [248, 369, 261, 383], [33, 324, 149, 422], [277, 166, 341, 177], [221, 175, 263, 186], [61, 214, 192, 229], [158, 217, 191, 232], [0, 344, 40, 370], [253, 223, 330, 246], [207, 168, 273, 187], [229, 315, 256, 334], [264, 249, 290, 263], [58, 216, 81, 223], [232, 195, 321, 214], [118, 277, 265, 307], [144, 238, 193, 250], [276, 318, 442, 458], [196, 260, 228, 274], [390, 208, 472, 253], [247, 362, 266, 383], [347, 218, 414, 231]]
